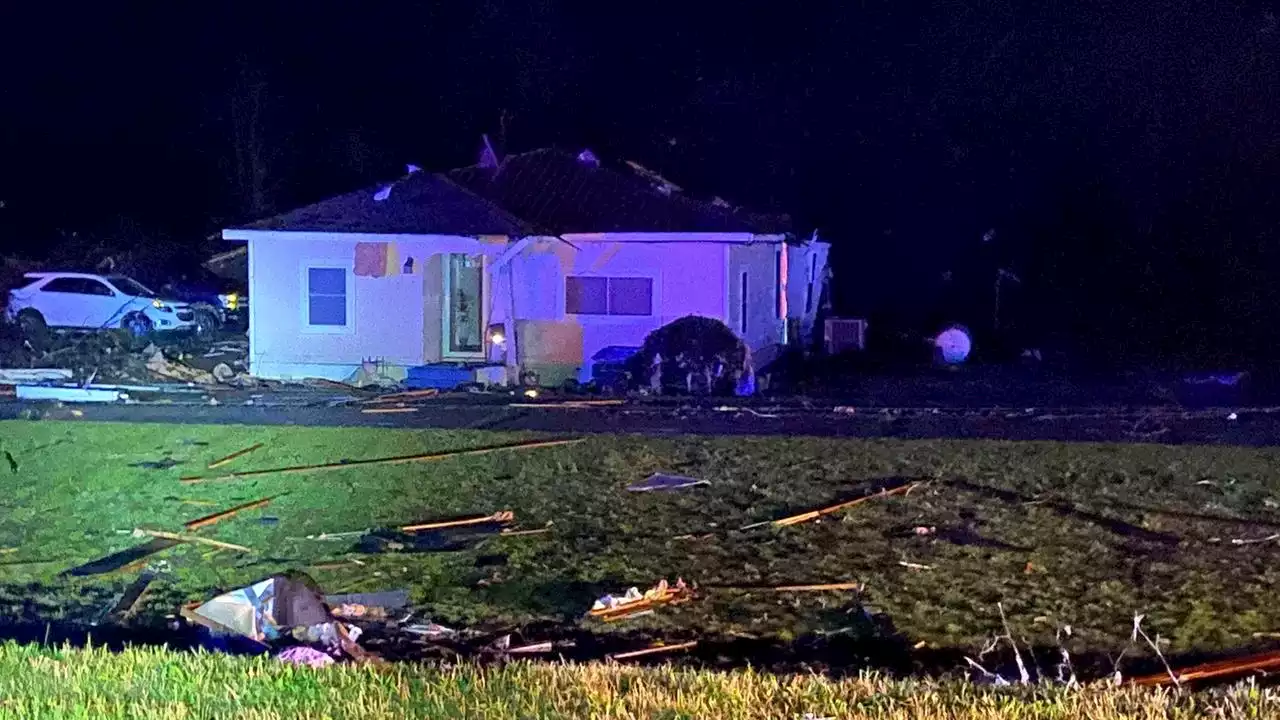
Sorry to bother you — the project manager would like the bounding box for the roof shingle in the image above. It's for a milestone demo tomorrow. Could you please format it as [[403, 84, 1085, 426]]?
[[449, 149, 791, 235], [230, 172, 531, 236]]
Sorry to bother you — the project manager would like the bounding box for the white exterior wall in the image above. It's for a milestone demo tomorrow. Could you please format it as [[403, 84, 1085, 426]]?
[[728, 243, 785, 358], [499, 236, 733, 382], [244, 231, 499, 381]]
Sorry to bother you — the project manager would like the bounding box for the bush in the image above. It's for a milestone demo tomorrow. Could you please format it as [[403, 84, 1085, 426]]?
[[630, 315, 747, 395]]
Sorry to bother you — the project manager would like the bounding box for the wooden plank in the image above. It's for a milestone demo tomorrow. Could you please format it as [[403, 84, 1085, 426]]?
[[206, 443, 265, 470], [182, 494, 280, 531], [179, 438, 583, 484], [741, 482, 919, 530], [135, 529, 252, 553], [609, 641, 698, 661], [400, 511, 513, 533]]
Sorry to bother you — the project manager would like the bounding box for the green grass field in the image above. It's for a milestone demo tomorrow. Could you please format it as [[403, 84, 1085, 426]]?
[[0, 643, 1273, 719], [2, 419, 1280, 670]]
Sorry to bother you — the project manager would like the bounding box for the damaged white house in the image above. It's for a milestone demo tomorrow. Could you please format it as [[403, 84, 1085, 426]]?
[[220, 148, 830, 387]]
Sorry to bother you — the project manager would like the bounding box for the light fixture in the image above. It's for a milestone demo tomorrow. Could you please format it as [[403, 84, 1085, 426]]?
[[488, 323, 505, 345]]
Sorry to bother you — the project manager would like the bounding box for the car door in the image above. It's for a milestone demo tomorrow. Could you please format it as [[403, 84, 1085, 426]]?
[[33, 277, 88, 327], [76, 278, 125, 327]]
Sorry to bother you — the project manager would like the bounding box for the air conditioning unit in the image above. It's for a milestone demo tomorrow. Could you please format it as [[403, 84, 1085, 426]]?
[[824, 318, 868, 354]]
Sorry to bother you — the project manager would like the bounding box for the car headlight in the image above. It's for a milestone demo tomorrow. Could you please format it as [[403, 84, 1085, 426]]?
[[218, 293, 239, 310], [152, 299, 174, 313]]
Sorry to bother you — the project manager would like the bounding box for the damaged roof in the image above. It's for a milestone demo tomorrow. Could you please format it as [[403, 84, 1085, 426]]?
[[228, 172, 532, 236], [449, 148, 792, 235]]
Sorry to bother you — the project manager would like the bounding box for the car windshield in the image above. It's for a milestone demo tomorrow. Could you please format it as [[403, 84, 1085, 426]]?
[[107, 276, 156, 298]]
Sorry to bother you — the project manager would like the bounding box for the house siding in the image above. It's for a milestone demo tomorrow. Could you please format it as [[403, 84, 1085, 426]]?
[[246, 232, 500, 381]]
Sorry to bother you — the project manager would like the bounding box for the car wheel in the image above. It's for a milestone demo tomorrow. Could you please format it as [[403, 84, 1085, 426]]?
[[122, 312, 154, 338], [191, 307, 220, 339], [16, 309, 48, 348]]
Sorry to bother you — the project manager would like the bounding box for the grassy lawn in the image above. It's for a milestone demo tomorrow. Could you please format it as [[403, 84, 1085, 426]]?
[[0, 643, 1272, 719], [2, 420, 1280, 669]]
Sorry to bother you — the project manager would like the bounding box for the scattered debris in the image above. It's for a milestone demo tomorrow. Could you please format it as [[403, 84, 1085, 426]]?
[[133, 529, 252, 553], [0, 369, 73, 383], [3, 451, 16, 475], [206, 443, 265, 470], [627, 473, 710, 492], [403, 622, 458, 641], [129, 458, 182, 470], [401, 511, 514, 533], [362, 407, 418, 414], [15, 386, 122, 403], [276, 646, 335, 668], [741, 481, 920, 530], [724, 582, 862, 593], [183, 494, 281, 531], [325, 589, 411, 615], [898, 561, 934, 571], [63, 537, 181, 577], [590, 578, 692, 622], [184, 574, 331, 644], [1231, 533, 1280, 546], [179, 438, 584, 484], [508, 399, 626, 409], [103, 570, 156, 624], [508, 640, 556, 655], [609, 640, 698, 661], [365, 389, 439, 404]]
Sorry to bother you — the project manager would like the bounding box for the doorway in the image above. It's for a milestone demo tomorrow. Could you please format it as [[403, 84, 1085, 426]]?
[[441, 253, 486, 358]]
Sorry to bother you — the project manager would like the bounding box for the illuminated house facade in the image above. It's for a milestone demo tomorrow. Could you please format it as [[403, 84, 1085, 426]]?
[[223, 149, 829, 386]]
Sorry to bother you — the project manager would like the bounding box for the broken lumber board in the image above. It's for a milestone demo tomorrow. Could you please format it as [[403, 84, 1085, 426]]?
[[179, 438, 584, 484], [401, 511, 514, 533], [105, 571, 155, 622], [62, 538, 181, 577], [206, 443, 265, 470], [361, 407, 418, 414], [609, 641, 698, 661], [712, 582, 862, 593], [1130, 649, 1280, 686], [16, 386, 121, 403], [183, 494, 281, 531], [0, 369, 73, 383], [135, 529, 251, 553], [741, 482, 919, 530], [364, 389, 439, 403], [508, 399, 625, 409]]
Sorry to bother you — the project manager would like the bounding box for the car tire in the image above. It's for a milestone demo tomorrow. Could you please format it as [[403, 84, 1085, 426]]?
[[191, 306, 220, 339], [16, 309, 48, 348], [122, 312, 154, 338]]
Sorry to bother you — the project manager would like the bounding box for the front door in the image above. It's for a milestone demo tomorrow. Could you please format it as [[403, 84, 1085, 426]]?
[[442, 253, 485, 358]]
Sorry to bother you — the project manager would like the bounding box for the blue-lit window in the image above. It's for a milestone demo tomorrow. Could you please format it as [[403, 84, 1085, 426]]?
[[307, 267, 348, 326]]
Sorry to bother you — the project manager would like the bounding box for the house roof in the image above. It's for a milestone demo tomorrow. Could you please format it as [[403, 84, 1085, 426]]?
[[448, 148, 791, 235], [228, 172, 532, 236]]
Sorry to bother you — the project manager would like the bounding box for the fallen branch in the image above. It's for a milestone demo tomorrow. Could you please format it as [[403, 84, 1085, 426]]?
[[134, 529, 252, 553], [500, 526, 552, 537], [1131, 614, 1178, 688], [609, 641, 698, 661], [401, 511, 514, 533], [206, 443, 264, 470], [742, 482, 919, 530], [183, 494, 281, 531], [897, 561, 934, 571], [179, 438, 583, 484]]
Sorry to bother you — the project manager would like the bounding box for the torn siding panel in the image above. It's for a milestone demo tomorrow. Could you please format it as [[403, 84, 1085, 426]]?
[[787, 241, 831, 345]]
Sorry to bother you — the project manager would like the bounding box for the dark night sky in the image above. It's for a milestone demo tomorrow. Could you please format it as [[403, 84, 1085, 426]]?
[[1, 2, 1278, 365]]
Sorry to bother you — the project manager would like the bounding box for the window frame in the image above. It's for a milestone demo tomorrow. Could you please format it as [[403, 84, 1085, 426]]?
[[300, 264, 355, 334], [563, 274, 655, 318]]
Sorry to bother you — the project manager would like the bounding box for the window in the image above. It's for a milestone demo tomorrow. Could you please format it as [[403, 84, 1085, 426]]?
[[565, 276, 652, 316], [81, 279, 115, 296], [307, 267, 348, 326], [41, 277, 93, 294], [739, 271, 748, 334], [106, 276, 155, 298]]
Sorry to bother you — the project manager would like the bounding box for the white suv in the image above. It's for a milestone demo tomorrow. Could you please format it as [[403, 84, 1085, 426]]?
[[6, 272, 199, 336]]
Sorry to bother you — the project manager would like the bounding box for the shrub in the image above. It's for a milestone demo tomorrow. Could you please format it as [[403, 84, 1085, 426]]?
[[630, 315, 747, 395]]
